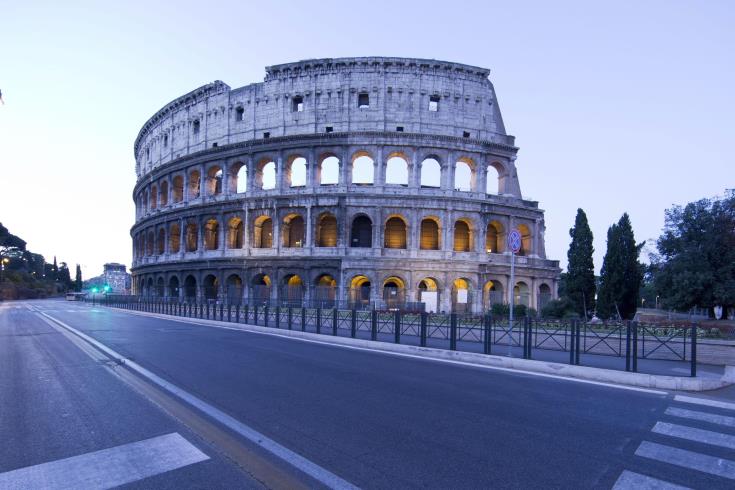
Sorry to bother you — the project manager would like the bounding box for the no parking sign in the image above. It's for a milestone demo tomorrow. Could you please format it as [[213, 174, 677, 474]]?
[[507, 229, 522, 254]]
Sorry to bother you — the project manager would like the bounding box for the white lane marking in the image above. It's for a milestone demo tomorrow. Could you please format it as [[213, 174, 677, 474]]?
[[652, 421, 735, 450], [38, 312, 359, 490], [0, 432, 208, 489], [674, 395, 735, 412], [612, 470, 691, 489], [115, 309, 669, 396], [665, 406, 735, 428], [635, 441, 735, 480]]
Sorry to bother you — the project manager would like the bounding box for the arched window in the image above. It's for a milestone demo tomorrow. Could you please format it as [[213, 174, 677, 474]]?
[[172, 176, 184, 202], [454, 159, 473, 191], [282, 214, 305, 247], [169, 223, 181, 253], [146, 231, 154, 256], [484, 280, 504, 307], [383, 277, 405, 307], [258, 160, 276, 190], [517, 224, 532, 256], [420, 158, 441, 187], [316, 213, 338, 247], [207, 166, 223, 196], [150, 186, 158, 209], [254, 216, 273, 248], [385, 155, 408, 185], [420, 218, 440, 250], [185, 223, 198, 252], [250, 274, 271, 302], [188, 170, 201, 199], [314, 274, 337, 305], [319, 155, 340, 185], [350, 215, 372, 248], [288, 156, 307, 187], [514, 281, 530, 306], [204, 219, 219, 250], [203, 274, 218, 300], [156, 277, 165, 297], [418, 278, 439, 313], [184, 275, 197, 299], [160, 181, 169, 207], [486, 165, 500, 194], [538, 283, 552, 310], [168, 276, 180, 298], [486, 221, 504, 253], [452, 278, 471, 313], [384, 217, 407, 249], [157, 228, 165, 255], [352, 153, 374, 184], [349, 275, 371, 306], [227, 218, 243, 248], [229, 162, 247, 194], [282, 275, 304, 304], [226, 274, 243, 304], [453, 220, 472, 252]]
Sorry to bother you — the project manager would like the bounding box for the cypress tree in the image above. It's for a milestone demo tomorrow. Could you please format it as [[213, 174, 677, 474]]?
[[566, 209, 595, 318], [597, 213, 643, 320], [75, 264, 83, 292], [52, 256, 59, 282]]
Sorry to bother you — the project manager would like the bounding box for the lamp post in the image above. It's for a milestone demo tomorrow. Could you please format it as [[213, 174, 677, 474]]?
[[0, 257, 9, 283]]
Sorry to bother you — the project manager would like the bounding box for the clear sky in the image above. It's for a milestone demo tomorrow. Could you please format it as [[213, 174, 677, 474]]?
[[1, 0, 732, 279]]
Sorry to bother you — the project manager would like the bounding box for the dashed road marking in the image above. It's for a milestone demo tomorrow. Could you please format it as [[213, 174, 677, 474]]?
[[652, 421, 735, 450], [665, 406, 735, 428], [612, 470, 691, 489], [674, 395, 735, 412], [635, 441, 735, 480]]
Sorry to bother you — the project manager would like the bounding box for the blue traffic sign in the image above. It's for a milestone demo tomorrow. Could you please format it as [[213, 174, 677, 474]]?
[[508, 230, 522, 254]]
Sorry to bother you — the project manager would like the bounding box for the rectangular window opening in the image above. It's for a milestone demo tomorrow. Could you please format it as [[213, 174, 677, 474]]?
[[396, 126, 404, 132], [235, 107, 244, 121], [325, 126, 333, 133], [212, 143, 218, 148], [163, 135, 168, 147], [193, 120, 200, 134], [463, 131, 471, 138], [358, 93, 369, 109], [263, 132, 270, 139], [292, 96, 304, 112], [429, 95, 440, 112]]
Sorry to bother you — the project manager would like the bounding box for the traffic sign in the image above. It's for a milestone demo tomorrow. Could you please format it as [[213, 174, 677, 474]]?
[[508, 230, 522, 254]]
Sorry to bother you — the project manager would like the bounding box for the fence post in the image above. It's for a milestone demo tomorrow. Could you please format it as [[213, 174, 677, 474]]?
[[351, 309, 357, 338], [690, 324, 697, 377], [316, 307, 321, 334], [526, 317, 533, 359], [274, 306, 280, 329], [265, 305, 271, 327], [288, 307, 293, 330], [450, 313, 457, 351], [420, 312, 428, 348], [301, 306, 306, 331], [371, 309, 378, 341], [236, 305, 240, 323], [625, 321, 631, 371], [254, 305, 259, 325], [575, 319, 581, 365], [332, 308, 338, 336], [632, 321, 638, 373], [394, 310, 401, 344], [569, 320, 576, 365]]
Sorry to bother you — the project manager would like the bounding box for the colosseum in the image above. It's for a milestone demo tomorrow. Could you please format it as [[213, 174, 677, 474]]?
[[130, 57, 560, 313]]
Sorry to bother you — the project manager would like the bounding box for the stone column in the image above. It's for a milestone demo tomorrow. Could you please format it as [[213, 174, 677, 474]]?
[[477, 159, 487, 197], [374, 146, 384, 188], [197, 217, 204, 254], [247, 155, 256, 193], [444, 151, 454, 191], [342, 147, 351, 186], [410, 148, 420, 189], [243, 207, 250, 252], [179, 218, 185, 257], [532, 218, 540, 258], [307, 147, 316, 191], [199, 164, 206, 199], [305, 205, 312, 248], [218, 214, 225, 252], [222, 161, 230, 196], [276, 152, 284, 193], [273, 207, 280, 251]]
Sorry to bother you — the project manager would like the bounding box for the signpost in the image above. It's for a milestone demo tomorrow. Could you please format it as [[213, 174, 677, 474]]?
[[507, 229, 522, 356]]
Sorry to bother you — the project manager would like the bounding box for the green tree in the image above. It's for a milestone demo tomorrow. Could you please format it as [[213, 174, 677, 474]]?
[[52, 256, 59, 282], [565, 208, 596, 318], [58, 262, 73, 291], [597, 213, 643, 320], [653, 191, 735, 316], [74, 264, 83, 292]]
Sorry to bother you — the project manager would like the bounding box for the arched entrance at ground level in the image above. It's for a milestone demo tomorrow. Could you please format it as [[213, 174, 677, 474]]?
[[451, 278, 471, 313], [418, 278, 439, 313], [538, 283, 552, 311], [350, 216, 372, 247], [349, 275, 371, 307], [483, 280, 504, 309], [145, 278, 154, 297], [156, 277, 165, 297], [313, 274, 337, 306], [514, 281, 530, 307], [250, 274, 271, 303], [282, 274, 304, 305], [168, 276, 180, 298], [203, 274, 219, 300], [226, 274, 243, 304], [382, 277, 405, 309], [184, 276, 196, 300]]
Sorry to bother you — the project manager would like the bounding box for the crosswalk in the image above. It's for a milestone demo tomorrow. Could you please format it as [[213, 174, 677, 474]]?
[[613, 395, 735, 489]]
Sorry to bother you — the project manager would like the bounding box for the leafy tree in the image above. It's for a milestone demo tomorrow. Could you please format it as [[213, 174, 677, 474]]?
[[58, 262, 73, 291], [565, 209, 596, 318], [597, 213, 643, 320], [75, 264, 83, 292], [653, 191, 735, 316]]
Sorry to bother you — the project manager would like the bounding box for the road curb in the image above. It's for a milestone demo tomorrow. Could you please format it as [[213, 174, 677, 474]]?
[[107, 307, 730, 392]]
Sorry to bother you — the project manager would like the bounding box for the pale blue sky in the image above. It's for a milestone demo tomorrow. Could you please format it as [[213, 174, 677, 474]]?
[[1, 0, 732, 278]]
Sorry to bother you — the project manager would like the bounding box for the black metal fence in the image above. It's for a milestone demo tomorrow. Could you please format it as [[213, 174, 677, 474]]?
[[91, 295, 700, 377]]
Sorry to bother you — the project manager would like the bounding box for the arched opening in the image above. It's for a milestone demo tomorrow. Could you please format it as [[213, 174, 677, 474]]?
[[454, 159, 473, 191], [142, 191, 148, 213], [282, 214, 305, 248], [483, 280, 504, 309], [352, 152, 374, 184], [418, 278, 439, 313], [184, 275, 197, 300], [319, 155, 340, 185], [160, 181, 169, 207], [514, 281, 530, 307], [188, 170, 201, 199], [452, 278, 471, 313], [172, 176, 184, 202], [227, 217, 243, 249], [156, 277, 165, 297], [156, 228, 165, 255], [420, 158, 441, 187], [314, 274, 337, 305], [282, 274, 304, 305], [384, 217, 407, 249], [206, 166, 223, 196], [257, 159, 276, 190], [145, 277, 153, 297], [168, 276, 180, 299], [349, 275, 371, 307], [226, 274, 243, 304], [486, 165, 500, 194], [453, 220, 473, 252], [150, 185, 158, 209], [385, 155, 408, 185], [253, 216, 273, 248], [288, 156, 307, 187], [185, 222, 198, 252], [169, 223, 181, 253], [250, 274, 271, 303], [146, 231, 154, 256], [316, 213, 338, 247], [204, 219, 219, 250], [486, 221, 504, 253], [517, 224, 532, 256], [350, 215, 372, 248], [420, 218, 440, 250], [538, 283, 552, 311], [382, 276, 405, 309], [203, 274, 219, 300], [228, 162, 247, 194]]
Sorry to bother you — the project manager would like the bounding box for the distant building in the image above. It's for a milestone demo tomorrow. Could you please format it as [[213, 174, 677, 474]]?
[[85, 263, 131, 294]]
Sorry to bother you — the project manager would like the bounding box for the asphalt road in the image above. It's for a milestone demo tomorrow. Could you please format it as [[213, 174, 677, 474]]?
[[2, 298, 734, 489]]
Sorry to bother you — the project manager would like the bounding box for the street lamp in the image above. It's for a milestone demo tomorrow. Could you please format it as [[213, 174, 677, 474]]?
[[0, 257, 9, 283]]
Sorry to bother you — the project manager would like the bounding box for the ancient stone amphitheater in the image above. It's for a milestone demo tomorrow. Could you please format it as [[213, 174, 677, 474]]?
[[131, 57, 560, 313]]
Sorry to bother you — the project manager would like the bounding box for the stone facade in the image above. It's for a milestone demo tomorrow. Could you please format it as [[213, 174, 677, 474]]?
[[130, 57, 560, 313]]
